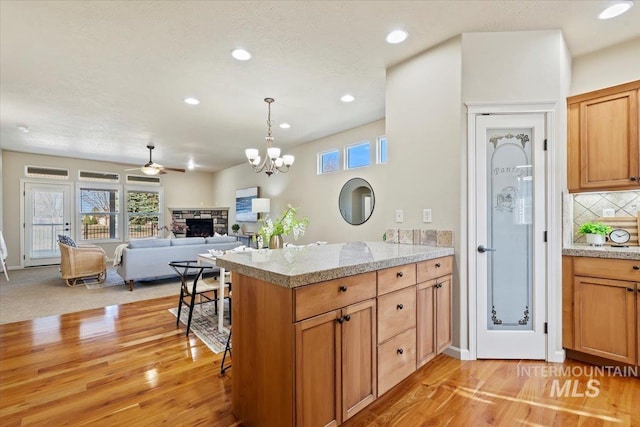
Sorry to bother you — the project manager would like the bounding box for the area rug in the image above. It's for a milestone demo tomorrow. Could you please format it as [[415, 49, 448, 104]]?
[[169, 301, 231, 354], [84, 269, 124, 289]]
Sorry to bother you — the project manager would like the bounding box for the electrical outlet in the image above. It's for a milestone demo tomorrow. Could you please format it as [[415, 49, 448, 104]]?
[[602, 208, 615, 217], [423, 209, 432, 223], [395, 210, 404, 223]]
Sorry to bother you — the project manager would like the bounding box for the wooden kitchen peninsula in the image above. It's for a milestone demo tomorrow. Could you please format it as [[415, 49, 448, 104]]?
[[216, 241, 455, 427]]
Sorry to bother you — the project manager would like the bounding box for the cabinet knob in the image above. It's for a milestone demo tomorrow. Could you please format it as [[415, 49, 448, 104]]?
[[397, 348, 404, 355], [339, 285, 348, 292], [435, 263, 441, 268], [396, 271, 404, 278], [631, 176, 638, 182], [397, 304, 404, 310], [627, 287, 634, 292], [344, 314, 351, 322], [336, 316, 344, 324], [633, 265, 639, 270]]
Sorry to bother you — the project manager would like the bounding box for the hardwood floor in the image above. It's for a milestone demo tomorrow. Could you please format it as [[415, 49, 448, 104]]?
[[1, 296, 638, 426]]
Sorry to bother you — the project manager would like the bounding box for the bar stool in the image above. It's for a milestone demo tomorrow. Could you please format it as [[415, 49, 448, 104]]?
[[169, 260, 215, 336]]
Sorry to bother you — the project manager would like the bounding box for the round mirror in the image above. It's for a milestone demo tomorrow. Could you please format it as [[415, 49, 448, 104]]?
[[338, 178, 375, 225]]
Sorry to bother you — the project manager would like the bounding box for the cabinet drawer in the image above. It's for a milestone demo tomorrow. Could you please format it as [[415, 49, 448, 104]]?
[[377, 287, 416, 344], [377, 328, 416, 396], [377, 263, 416, 295], [417, 256, 453, 283], [294, 272, 376, 321], [573, 257, 640, 282]]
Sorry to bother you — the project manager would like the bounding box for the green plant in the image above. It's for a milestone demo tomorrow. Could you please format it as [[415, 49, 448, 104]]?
[[258, 204, 309, 242], [577, 221, 612, 236], [231, 223, 240, 233]]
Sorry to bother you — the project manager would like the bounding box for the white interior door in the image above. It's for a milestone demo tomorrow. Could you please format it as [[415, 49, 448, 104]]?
[[24, 182, 72, 266], [475, 114, 546, 359]]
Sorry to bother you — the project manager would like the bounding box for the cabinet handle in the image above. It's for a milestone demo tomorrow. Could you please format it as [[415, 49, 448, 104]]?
[[397, 348, 404, 355], [633, 265, 639, 270], [397, 304, 404, 310], [344, 314, 351, 322], [339, 285, 348, 292], [435, 263, 441, 268], [336, 316, 344, 324], [396, 271, 404, 278], [627, 287, 634, 292]]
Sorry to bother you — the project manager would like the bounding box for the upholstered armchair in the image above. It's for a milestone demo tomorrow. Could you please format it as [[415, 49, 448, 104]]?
[[58, 242, 107, 287]]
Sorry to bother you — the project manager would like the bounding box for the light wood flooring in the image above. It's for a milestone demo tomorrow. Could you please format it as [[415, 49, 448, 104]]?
[[1, 296, 638, 426]]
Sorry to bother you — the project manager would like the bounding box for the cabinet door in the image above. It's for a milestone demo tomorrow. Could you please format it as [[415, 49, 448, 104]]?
[[295, 310, 341, 427], [416, 279, 436, 368], [574, 276, 636, 364], [341, 299, 377, 422], [637, 286, 640, 367], [576, 89, 639, 190], [436, 275, 453, 354]]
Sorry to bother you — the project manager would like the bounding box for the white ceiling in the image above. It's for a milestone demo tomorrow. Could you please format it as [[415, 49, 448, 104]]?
[[1, 1, 639, 173]]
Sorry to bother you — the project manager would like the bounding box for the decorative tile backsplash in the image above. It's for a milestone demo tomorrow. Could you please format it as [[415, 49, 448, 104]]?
[[571, 190, 640, 243], [385, 228, 453, 247]]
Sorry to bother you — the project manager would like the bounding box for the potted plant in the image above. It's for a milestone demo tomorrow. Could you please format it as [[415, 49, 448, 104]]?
[[577, 221, 612, 246], [231, 223, 240, 234]]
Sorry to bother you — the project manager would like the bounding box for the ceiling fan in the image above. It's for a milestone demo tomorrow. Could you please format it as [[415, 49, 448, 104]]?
[[126, 144, 186, 175]]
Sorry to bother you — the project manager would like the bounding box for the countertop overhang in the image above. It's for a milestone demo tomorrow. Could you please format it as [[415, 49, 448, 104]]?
[[562, 244, 640, 260], [215, 241, 454, 288]]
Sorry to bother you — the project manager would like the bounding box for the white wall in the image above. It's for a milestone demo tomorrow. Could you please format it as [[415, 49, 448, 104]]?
[[462, 30, 571, 361], [211, 119, 387, 244], [571, 37, 640, 95], [386, 36, 464, 350], [1, 150, 216, 267]]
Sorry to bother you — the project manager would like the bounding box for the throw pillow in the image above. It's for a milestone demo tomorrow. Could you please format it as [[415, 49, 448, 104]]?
[[58, 234, 76, 247]]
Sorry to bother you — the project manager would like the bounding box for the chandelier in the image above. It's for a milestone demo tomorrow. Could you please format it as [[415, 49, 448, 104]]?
[[245, 97, 294, 176]]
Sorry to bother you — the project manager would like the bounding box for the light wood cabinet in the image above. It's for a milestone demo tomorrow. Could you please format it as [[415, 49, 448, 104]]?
[[416, 257, 453, 368], [295, 299, 376, 426], [567, 80, 640, 192], [562, 256, 640, 366]]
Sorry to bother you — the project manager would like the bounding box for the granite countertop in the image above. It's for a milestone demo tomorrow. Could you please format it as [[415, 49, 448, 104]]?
[[562, 244, 640, 260], [215, 241, 455, 288]]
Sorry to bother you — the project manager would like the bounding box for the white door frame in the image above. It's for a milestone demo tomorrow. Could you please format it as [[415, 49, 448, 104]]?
[[20, 179, 74, 267], [466, 102, 564, 362]]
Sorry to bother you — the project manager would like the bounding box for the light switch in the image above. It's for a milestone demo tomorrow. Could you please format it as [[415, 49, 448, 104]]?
[[423, 209, 432, 223], [395, 210, 404, 223]]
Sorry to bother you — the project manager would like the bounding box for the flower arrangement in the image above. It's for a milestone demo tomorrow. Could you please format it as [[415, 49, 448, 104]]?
[[164, 220, 188, 234], [258, 204, 309, 244]]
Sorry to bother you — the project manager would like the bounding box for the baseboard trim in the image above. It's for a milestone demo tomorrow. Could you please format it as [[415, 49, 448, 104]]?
[[443, 346, 472, 360], [547, 349, 566, 363]]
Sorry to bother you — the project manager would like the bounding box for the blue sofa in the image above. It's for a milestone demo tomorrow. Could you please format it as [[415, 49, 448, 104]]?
[[116, 236, 242, 290]]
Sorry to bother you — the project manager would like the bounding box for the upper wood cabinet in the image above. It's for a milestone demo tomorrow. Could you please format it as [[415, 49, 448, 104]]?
[[567, 80, 640, 192]]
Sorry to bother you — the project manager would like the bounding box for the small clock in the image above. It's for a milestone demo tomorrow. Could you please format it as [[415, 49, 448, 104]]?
[[609, 228, 631, 246]]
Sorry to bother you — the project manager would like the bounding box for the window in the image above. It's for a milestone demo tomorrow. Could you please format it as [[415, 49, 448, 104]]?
[[345, 141, 371, 169], [126, 187, 163, 239], [318, 149, 340, 174], [79, 185, 120, 242], [377, 135, 387, 164]]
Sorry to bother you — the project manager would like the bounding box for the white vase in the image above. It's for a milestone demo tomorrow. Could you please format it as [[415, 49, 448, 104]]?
[[585, 233, 605, 246]]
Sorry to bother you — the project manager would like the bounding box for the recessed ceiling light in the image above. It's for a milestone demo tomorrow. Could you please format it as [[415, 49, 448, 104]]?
[[386, 29, 408, 44], [279, 123, 291, 129], [184, 97, 200, 105], [17, 124, 29, 132], [598, 1, 633, 19], [340, 94, 355, 103], [231, 48, 252, 61]]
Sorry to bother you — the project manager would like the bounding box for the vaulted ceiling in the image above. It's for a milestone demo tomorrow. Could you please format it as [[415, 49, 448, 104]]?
[[1, 1, 638, 173]]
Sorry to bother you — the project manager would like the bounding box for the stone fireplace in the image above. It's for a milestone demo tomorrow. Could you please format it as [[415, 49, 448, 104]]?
[[186, 218, 213, 237], [168, 207, 229, 237]]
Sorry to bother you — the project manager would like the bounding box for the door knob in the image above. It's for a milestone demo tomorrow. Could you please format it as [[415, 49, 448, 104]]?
[[477, 245, 496, 253]]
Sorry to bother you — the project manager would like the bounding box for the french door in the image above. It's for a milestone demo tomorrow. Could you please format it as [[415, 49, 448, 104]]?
[[475, 114, 547, 359], [23, 182, 73, 266]]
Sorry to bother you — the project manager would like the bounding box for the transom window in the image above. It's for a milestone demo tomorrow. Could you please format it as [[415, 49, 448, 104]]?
[[318, 150, 340, 174], [345, 141, 371, 169]]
